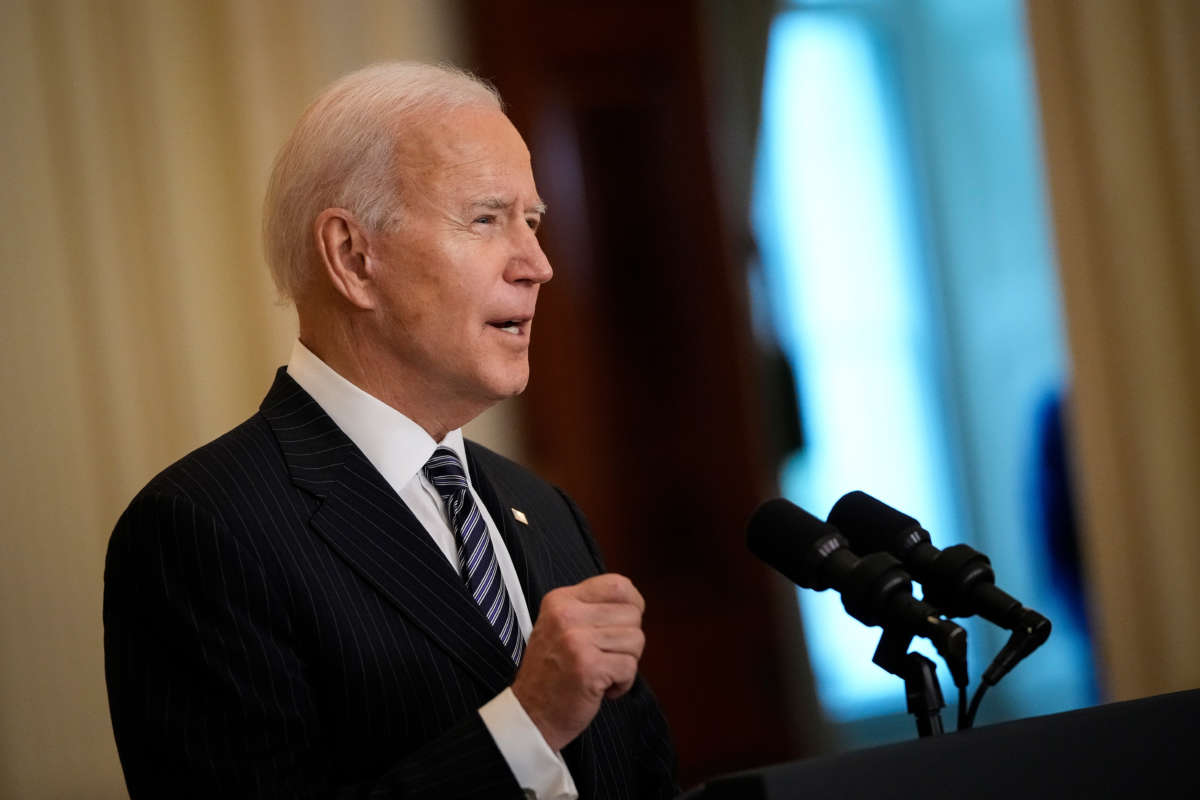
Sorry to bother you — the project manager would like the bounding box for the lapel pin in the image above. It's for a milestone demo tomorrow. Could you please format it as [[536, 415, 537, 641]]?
[[511, 508, 528, 525]]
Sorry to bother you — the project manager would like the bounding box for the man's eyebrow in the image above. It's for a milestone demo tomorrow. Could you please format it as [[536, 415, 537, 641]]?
[[470, 197, 547, 216], [474, 196, 511, 211]]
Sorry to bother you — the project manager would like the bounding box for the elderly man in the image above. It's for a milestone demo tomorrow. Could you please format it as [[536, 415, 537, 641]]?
[[103, 62, 677, 799]]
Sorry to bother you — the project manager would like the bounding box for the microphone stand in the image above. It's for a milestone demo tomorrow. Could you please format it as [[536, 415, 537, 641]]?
[[872, 627, 947, 738]]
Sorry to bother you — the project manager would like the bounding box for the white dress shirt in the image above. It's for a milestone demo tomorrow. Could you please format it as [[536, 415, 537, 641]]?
[[287, 340, 577, 799]]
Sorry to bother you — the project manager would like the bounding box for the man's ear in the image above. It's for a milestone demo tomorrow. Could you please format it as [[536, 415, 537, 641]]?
[[314, 208, 377, 309]]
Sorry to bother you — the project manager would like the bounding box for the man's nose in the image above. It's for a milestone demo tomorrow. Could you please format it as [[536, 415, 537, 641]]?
[[509, 227, 554, 285]]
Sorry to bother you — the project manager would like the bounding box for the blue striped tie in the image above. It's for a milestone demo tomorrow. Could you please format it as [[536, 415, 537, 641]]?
[[423, 447, 525, 665]]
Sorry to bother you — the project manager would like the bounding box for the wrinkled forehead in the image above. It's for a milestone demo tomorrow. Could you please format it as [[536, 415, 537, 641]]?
[[396, 106, 534, 196]]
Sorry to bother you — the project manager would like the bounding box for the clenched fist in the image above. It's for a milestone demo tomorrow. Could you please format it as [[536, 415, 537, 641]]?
[[510, 574, 646, 751]]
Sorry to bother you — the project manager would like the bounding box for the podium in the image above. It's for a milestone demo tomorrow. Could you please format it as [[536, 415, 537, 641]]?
[[683, 689, 1199, 799]]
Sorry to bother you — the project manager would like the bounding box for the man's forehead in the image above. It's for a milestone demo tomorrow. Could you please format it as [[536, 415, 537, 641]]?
[[397, 114, 533, 178], [406, 106, 527, 159]]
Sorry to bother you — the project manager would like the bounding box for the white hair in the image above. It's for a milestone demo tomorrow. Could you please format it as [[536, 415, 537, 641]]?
[[262, 61, 502, 301]]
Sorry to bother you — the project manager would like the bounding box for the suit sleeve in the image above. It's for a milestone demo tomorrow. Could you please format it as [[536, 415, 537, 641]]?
[[103, 491, 523, 800]]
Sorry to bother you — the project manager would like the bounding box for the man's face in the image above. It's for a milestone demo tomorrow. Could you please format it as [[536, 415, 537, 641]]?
[[369, 106, 552, 416]]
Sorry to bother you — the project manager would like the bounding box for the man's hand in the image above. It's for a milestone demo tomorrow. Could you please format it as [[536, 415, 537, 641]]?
[[510, 573, 647, 751]]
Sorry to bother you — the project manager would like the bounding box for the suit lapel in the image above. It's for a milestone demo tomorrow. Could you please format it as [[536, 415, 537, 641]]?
[[259, 368, 517, 694]]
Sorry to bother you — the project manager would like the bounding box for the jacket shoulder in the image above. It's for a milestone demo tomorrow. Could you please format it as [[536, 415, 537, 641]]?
[[465, 440, 542, 485], [122, 412, 284, 526], [465, 440, 571, 511], [465, 439, 606, 572]]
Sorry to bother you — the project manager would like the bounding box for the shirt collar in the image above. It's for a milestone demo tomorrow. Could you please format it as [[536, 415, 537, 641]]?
[[285, 339, 471, 489]]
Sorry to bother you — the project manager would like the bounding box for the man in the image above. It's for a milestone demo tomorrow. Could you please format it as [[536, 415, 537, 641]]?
[[103, 62, 677, 799]]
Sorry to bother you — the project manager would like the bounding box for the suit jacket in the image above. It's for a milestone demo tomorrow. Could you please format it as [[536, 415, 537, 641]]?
[[104, 368, 677, 799]]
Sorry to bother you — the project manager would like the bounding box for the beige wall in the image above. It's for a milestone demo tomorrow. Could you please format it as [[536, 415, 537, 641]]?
[[0, 1, 512, 795]]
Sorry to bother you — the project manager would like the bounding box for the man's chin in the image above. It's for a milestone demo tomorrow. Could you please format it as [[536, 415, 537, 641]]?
[[479, 366, 530, 403], [496, 375, 530, 399]]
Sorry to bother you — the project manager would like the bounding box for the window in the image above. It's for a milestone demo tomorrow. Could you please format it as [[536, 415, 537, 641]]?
[[753, 0, 1096, 746]]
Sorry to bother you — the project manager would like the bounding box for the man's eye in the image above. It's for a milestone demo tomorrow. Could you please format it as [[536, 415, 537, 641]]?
[[526, 218, 540, 232], [474, 215, 495, 225]]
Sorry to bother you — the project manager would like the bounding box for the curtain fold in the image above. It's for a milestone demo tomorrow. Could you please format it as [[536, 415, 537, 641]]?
[[1026, 0, 1200, 701], [0, 2, 467, 794]]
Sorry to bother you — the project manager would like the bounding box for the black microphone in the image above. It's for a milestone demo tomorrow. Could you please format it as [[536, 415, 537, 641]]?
[[828, 491, 1050, 685], [747, 498, 967, 686]]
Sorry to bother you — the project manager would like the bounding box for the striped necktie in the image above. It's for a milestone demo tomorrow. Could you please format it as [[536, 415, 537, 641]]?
[[423, 447, 525, 665]]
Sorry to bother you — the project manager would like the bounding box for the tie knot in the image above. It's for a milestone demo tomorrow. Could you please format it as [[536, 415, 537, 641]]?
[[423, 447, 469, 499]]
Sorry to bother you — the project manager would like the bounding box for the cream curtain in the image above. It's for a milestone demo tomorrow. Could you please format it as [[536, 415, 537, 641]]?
[[0, 1, 477, 795], [1027, 0, 1200, 701]]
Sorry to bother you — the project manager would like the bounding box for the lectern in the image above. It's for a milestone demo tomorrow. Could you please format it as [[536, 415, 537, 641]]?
[[683, 689, 1199, 799]]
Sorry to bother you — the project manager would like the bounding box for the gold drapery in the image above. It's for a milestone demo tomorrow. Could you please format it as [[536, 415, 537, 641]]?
[[1028, 0, 1200, 700], [0, 2, 470, 795]]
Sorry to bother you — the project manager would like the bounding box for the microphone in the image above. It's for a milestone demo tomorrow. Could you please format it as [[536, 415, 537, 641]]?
[[747, 498, 967, 686], [827, 491, 1050, 685]]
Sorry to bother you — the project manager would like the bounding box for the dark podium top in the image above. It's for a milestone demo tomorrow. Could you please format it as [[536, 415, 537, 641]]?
[[686, 688, 1199, 799]]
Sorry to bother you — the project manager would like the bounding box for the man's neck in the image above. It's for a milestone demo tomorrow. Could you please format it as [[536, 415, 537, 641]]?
[[297, 332, 484, 444]]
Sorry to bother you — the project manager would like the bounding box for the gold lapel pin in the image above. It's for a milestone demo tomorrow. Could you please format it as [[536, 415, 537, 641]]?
[[511, 508, 528, 525]]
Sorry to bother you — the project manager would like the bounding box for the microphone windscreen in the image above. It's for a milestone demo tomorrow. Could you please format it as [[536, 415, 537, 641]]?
[[828, 491, 923, 555], [747, 498, 844, 590]]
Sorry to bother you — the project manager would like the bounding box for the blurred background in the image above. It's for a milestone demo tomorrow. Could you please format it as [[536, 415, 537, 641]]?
[[1, 0, 1197, 796]]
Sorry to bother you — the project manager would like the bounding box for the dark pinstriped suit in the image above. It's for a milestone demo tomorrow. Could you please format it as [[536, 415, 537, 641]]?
[[104, 368, 677, 798]]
